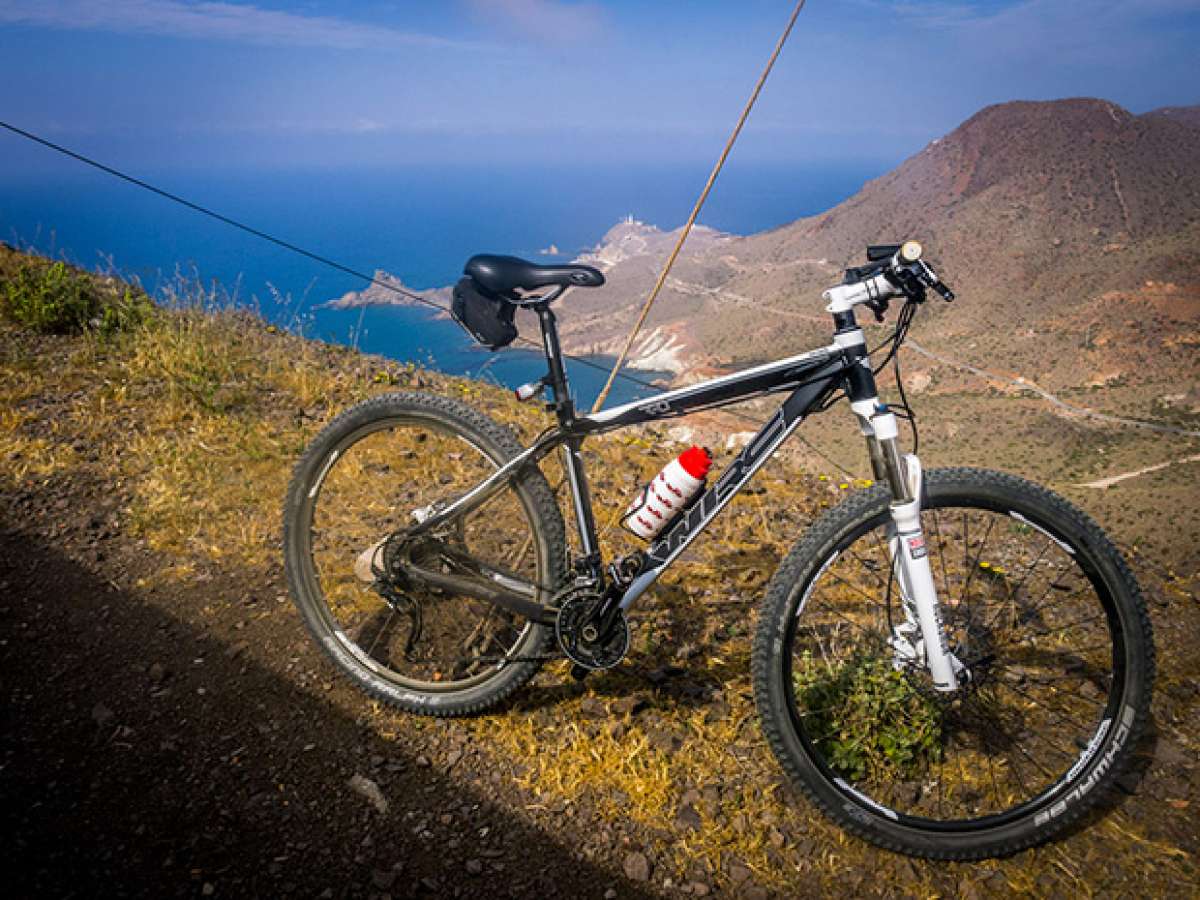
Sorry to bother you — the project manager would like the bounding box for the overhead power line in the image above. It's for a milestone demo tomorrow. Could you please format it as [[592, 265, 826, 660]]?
[[0, 121, 428, 305]]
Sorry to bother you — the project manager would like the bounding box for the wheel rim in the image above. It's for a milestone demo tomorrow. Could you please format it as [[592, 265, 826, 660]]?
[[295, 414, 549, 692], [783, 494, 1127, 830]]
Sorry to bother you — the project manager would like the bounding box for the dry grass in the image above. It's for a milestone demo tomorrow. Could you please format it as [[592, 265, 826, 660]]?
[[1, 244, 1196, 897], [0, 408, 79, 480]]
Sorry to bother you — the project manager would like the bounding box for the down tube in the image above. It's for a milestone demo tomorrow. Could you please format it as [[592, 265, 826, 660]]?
[[618, 370, 842, 610]]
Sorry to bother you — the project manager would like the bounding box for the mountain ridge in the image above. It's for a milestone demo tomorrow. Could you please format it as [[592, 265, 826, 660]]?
[[328, 97, 1200, 387], [552, 97, 1200, 385]]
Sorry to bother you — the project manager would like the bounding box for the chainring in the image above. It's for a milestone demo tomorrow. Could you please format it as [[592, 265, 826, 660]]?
[[554, 587, 630, 671]]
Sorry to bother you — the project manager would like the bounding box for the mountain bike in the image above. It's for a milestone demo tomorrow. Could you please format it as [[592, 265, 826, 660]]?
[[283, 242, 1154, 858]]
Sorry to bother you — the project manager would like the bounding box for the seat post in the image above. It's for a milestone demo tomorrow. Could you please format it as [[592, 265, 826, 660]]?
[[535, 304, 575, 425]]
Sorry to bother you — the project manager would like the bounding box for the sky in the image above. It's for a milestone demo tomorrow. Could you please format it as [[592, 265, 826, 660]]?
[[1, 0, 1199, 173]]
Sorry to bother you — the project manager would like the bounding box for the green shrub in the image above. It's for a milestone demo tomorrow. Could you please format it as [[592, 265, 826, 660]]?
[[1, 261, 153, 334], [793, 650, 943, 782]]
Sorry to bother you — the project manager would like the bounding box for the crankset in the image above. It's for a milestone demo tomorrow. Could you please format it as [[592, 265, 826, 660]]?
[[554, 586, 630, 671]]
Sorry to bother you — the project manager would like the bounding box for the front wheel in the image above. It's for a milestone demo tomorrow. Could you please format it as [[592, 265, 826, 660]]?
[[752, 468, 1154, 858]]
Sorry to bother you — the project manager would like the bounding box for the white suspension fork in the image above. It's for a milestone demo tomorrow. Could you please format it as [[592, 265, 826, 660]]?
[[856, 404, 963, 691], [887, 454, 963, 691]]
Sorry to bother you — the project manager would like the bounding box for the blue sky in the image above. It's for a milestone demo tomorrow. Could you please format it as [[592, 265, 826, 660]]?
[[2, 0, 1198, 173]]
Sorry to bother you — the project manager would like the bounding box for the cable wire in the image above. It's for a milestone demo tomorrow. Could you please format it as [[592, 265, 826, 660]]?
[[0, 120, 662, 386], [591, 0, 807, 413], [0, 118, 859, 476]]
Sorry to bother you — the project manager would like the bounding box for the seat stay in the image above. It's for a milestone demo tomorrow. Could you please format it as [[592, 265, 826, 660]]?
[[406, 428, 568, 538]]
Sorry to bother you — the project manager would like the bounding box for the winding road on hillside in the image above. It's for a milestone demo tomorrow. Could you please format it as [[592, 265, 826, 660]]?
[[1076, 453, 1200, 489], [904, 340, 1200, 438]]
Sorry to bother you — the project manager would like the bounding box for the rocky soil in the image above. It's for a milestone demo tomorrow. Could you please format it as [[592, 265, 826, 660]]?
[[2, 282, 1198, 897], [0, 490, 657, 899]]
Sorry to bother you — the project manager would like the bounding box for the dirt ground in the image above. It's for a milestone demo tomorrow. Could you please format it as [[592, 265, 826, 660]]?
[[0, 493, 655, 899], [2, 304, 1198, 898]]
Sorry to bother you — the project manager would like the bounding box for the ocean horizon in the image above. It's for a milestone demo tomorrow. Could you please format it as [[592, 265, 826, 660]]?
[[0, 160, 884, 406]]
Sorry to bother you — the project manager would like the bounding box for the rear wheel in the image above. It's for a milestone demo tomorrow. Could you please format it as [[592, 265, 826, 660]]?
[[283, 392, 567, 716], [752, 468, 1154, 858]]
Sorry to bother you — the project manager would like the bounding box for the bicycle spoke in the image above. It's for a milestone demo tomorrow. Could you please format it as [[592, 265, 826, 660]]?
[[994, 612, 1106, 647], [825, 569, 889, 621], [960, 515, 996, 622], [1009, 537, 1054, 602], [937, 744, 945, 819], [1002, 568, 1082, 633], [1000, 586, 1095, 635], [848, 543, 889, 593], [981, 720, 1004, 809], [961, 511, 970, 596], [930, 509, 952, 601], [971, 690, 1032, 797], [807, 594, 878, 639], [959, 693, 1024, 804], [1008, 639, 1115, 658], [1017, 672, 1113, 687], [365, 607, 397, 661], [994, 679, 1098, 733]]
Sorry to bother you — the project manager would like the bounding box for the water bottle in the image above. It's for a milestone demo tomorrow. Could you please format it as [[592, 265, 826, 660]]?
[[621, 446, 712, 540]]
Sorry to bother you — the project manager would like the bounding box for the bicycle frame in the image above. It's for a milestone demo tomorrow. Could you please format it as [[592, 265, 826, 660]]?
[[589, 357, 847, 610], [407, 286, 963, 689], [413, 297, 856, 608]]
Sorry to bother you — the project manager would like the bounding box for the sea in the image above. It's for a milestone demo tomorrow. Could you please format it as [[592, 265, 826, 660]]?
[[0, 161, 883, 407]]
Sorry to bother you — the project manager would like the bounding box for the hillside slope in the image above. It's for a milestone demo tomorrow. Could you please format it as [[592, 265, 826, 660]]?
[[1, 246, 1197, 897], [339, 98, 1200, 400], [559, 99, 1200, 390]]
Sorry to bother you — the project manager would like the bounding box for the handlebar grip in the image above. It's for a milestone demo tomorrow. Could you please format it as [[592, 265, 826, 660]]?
[[933, 282, 955, 302], [866, 244, 902, 262], [867, 241, 922, 265]]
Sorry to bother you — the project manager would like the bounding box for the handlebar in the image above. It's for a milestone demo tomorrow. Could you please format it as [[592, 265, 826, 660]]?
[[927, 276, 955, 302], [866, 244, 902, 262], [823, 241, 954, 317]]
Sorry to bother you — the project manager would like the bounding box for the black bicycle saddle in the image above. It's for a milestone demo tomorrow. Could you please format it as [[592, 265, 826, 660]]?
[[464, 254, 605, 297]]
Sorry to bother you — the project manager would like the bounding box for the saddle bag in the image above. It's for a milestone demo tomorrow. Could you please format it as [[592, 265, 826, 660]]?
[[451, 277, 518, 350]]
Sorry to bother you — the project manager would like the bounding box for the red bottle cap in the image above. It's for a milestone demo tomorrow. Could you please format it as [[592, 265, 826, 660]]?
[[678, 445, 712, 479]]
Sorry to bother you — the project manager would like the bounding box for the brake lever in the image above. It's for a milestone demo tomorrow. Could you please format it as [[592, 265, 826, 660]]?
[[865, 296, 890, 322], [889, 266, 927, 304]]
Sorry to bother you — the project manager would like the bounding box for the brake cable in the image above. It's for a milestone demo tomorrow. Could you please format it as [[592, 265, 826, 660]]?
[[863, 297, 920, 452]]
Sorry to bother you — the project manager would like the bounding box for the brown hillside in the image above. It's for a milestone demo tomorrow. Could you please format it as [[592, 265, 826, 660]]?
[[1144, 104, 1200, 129], [550, 98, 1200, 391], [761, 98, 1200, 258]]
